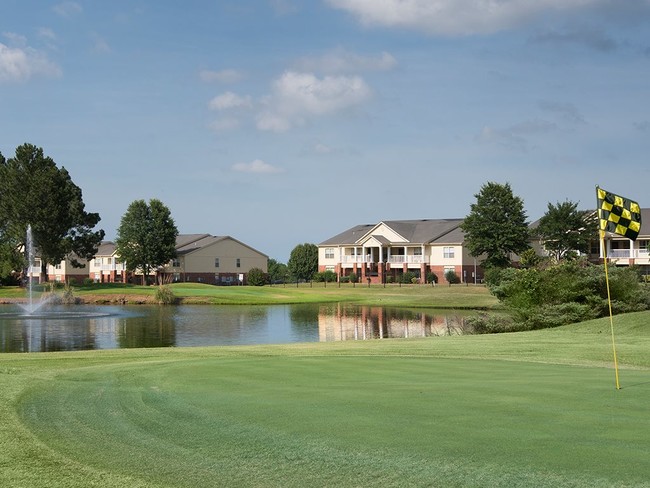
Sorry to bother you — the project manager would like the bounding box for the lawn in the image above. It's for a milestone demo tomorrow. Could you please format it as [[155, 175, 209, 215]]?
[[1, 281, 500, 309], [1, 312, 649, 487]]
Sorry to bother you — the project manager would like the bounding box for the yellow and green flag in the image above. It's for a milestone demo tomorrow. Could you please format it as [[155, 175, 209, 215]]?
[[596, 187, 642, 241]]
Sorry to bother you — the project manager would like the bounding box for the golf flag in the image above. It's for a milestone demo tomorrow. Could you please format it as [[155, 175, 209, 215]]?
[[596, 187, 642, 241]]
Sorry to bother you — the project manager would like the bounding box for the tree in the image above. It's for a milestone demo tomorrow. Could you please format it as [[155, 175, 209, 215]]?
[[287, 243, 318, 281], [267, 258, 289, 283], [0, 143, 105, 280], [115, 199, 178, 285], [460, 182, 530, 268], [534, 200, 597, 262]]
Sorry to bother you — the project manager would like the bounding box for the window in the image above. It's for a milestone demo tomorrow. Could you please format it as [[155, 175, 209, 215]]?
[[325, 248, 335, 259], [414, 248, 422, 256], [443, 247, 455, 259], [107, 257, 112, 265], [55, 263, 62, 270], [95, 258, 102, 267], [236, 258, 241, 268], [214, 258, 219, 268], [172, 258, 180, 267]]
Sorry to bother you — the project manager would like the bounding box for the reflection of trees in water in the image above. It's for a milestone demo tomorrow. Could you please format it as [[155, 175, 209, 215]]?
[[0, 317, 98, 353], [118, 307, 177, 348], [318, 305, 469, 341]]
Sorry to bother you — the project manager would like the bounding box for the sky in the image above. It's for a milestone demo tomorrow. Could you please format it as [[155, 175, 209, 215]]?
[[2, 0, 650, 262]]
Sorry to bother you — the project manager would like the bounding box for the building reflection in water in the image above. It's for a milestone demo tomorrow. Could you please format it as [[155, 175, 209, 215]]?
[[318, 304, 470, 342]]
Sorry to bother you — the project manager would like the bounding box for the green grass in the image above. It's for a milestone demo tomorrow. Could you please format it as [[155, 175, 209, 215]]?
[[1, 282, 500, 308], [2, 312, 650, 487]]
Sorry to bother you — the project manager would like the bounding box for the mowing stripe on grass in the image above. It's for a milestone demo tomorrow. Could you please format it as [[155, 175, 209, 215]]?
[[19, 355, 650, 488]]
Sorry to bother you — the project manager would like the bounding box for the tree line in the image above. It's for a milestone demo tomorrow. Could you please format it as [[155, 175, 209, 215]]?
[[0, 143, 178, 285]]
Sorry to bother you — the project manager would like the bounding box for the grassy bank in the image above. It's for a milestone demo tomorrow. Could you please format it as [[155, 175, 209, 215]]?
[[1, 312, 649, 487], [0, 282, 500, 309]]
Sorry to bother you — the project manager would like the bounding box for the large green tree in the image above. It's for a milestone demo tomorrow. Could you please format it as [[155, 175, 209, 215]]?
[[267, 258, 289, 284], [460, 182, 530, 268], [0, 143, 104, 280], [534, 200, 598, 262], [115, 199, 178, 285], [287, 243, 318, 281]]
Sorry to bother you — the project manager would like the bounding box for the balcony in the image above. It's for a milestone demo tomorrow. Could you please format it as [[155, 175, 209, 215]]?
[[388, 255, 425, 264], [607, 249, 650, 259]]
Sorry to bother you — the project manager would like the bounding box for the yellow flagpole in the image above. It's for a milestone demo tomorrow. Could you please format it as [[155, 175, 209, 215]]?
[[601, 230, 621, 390]]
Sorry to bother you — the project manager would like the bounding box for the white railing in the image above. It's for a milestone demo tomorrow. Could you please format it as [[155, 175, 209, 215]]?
[[340, 255, 426, 264], [388, 256, 425, 264], [607, 249, 650, 259], [101, 264, 125, 271], [342, 256, 371, 264]]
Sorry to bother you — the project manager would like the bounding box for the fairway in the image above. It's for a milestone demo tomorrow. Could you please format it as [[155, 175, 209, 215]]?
[[3, 312, 650, 487]]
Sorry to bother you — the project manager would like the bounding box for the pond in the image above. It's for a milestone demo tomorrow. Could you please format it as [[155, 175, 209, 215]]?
[[0, 303, 473, 353]]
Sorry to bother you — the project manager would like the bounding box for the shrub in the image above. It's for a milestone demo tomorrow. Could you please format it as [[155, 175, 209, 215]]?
[[155, 285, 177, 305], [401, 271, 416, 284], [426, 272, 438, 284], [488, 260, 650, 329], [444, 270, 461, 284], [247, 267, 266, 286], [465, 313, 519, 334], [349, 273, 358, 284]]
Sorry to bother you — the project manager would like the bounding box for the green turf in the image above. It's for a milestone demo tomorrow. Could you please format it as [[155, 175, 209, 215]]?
[[1, 282, 501, 308], [2, 312, 650, 487]]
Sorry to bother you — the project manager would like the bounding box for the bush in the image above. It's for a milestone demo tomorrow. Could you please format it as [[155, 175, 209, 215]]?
[[465, 313, 519, 334], [401, 271, 416, 284], [155, 285, 177, 305], [488, 260, 650, 329], [426, 272, 438, 284], [247, 267, 266, 286], [313, 270, 337, 283], [444, 270, 461, 284], [349, 273, 358, 284]]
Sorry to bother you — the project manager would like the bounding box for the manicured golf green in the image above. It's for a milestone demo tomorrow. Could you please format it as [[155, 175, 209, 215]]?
[[2, 312, 649, 487]]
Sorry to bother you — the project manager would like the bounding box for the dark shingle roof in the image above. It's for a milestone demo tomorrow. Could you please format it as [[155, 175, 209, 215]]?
[[319, 219, 465, 246]]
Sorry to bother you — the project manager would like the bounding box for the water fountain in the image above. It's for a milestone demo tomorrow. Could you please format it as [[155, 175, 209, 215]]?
[[2, 225, 108, 319]]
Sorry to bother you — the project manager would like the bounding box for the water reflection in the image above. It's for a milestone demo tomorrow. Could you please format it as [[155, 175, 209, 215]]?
[[0, 304, 471, 353], [318, 304, 469, 341]]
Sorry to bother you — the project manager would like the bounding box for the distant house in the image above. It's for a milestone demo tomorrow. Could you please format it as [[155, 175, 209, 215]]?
[[45, 254, 90, 284], [90, 241, 127, 283], [318, 219, 482, 284], [160, 234, 268, 285]]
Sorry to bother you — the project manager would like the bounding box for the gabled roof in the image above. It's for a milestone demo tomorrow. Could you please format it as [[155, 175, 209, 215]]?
[[95, 241, 117, 257], [175, 234, 268, 258], [320, 219, 465, 246]]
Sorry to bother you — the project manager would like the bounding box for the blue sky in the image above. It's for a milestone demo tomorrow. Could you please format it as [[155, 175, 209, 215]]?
[[2, 1, 649, 262]]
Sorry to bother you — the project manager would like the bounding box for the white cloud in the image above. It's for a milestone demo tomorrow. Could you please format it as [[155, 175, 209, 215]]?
[[37, 28, 57, 42], [295, 48, 397, 74], [208, 91, 253, 111], [200, 69, 244, 84], [232, 159, 283, 174], [53, 1, 82, 18], [209, 117, 241, 132], [255, 111, 293, 133], [255, 71, 371, 131], [3, 32, 27, 46], [326, 0, 612, 36], [0, 42, 62, 83]]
